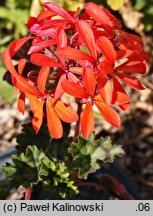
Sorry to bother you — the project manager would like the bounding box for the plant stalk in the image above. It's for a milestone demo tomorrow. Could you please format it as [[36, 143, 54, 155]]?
[[24, 187, 32, 200], [73, 103, 82, 142]]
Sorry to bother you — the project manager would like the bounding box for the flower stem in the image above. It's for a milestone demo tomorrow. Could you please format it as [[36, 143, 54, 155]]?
[[24, 187, 32, 200], [73, 103, 82, 142], [47, 48, 60, 62]]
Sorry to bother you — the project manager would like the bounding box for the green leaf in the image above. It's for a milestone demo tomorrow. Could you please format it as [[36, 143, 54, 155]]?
[[2, 146, 46, 188], [0, 179, 13, 199], [40, 158, 78, 198], [2, 144, 78, 198], [49, 123, 71, 160], [16, 123, 51, 153], [69, 134, 124, 179], [107, 0, 124, 11]]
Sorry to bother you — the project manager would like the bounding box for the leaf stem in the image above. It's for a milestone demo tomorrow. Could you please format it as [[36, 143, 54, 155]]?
[[24, 187, 32, 200], [73, 103, 82, 142]]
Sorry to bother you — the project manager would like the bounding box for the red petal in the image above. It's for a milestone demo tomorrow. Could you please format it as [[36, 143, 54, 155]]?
[[116, 49, 133, 60], [54, 74, 66, 100], [62, 79, 88, 98], [2, 51, 41, 96], [46, 99, 63, 139], [111, 76, 130, 106], [57, 27, 67, 48], [97, 77, 113, 105], [122, 31, 144, 50], [26, 17, 37, 27], [18, 58, 27, 75], [83, 67, 96, 97], [81, 101, 94, 138], [97, 59, 113, 78], [112, 76, 130, 105], [69, 67, 83, 75], [28, 95, 39, 113], [53, 100, 78, 123], [13, 77, 41, 97], [103, 8, 121, 29], [97, 36, 116, 64], [85, 2, 113, 34], [57, 47, 92, 61], [77, 20, 97, 59], [116, 61, 146, 74], [141, 50, 150, 62], [37, 66, 50, 93], [37, 10, 56, 21], [30, 53, 61, 68], [119, 103, 130, 111], [78, 60, 93, 68], [94, 100, 120, 127], [116, 73, 144, 90], [8, 37, 34, 57], [28, 40, 56, 54], [112, 76, 125, 92], [18, 92, 25, 114], [67, 73, 80, 83], [112, 91, 130, 105], [42, 2, 74, 23], [38, 20, 67, 29], [2, 50, 18, 75], [34, 28, 57, 38], [32, 100, 44, 134]]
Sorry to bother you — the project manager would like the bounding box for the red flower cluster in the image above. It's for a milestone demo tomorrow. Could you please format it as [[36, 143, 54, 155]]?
[[2, 2, 149, 139]]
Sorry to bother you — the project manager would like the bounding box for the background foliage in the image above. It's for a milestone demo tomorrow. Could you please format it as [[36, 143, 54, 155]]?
[[133, 0, 153, 32]]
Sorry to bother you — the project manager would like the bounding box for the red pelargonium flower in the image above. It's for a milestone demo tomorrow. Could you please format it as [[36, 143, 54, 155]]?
[[29, 94, 78, 139], [84, 2, 115, 36], [2, 2, 148, 139], [62, 67, 121, 138], [58, 19, 147, 109], [26, 2, 78, 38], [2, 40, 78, 139], [96, 36, 145, 106], [29, 27, 82, 101]]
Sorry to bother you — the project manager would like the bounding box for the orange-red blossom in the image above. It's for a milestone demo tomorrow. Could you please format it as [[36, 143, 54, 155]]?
[[2, 2, 149, 139]]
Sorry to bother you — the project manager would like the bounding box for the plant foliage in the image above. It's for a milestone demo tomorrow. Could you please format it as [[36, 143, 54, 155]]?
[[69, 134, 124, 179], [133, 0, 153, 32], [2, 145, 78, 198], [1, 122, 124, 198]]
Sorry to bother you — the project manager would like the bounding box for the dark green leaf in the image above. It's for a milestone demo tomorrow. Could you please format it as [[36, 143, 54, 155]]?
[[69, 134, 124, 179], [16, 123, 50, 153], [2, 146, 46, 188]]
